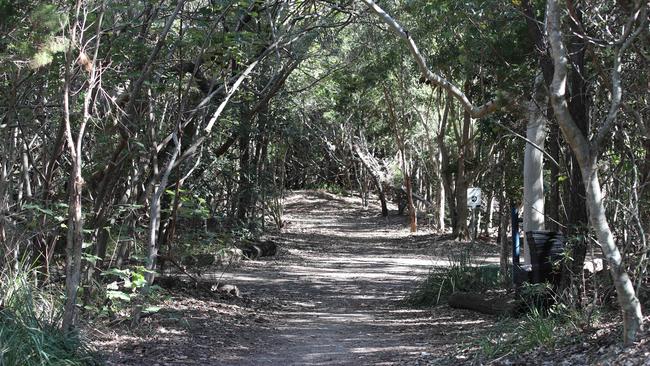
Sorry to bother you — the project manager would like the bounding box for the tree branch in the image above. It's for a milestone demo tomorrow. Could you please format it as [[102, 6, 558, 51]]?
[[360, 0, 506, 118], [546, 0, 591, 167], [594, 3, 647, 148]]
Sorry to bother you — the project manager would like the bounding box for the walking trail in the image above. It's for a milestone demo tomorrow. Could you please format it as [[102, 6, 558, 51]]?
[[93, 190, 499, 365]]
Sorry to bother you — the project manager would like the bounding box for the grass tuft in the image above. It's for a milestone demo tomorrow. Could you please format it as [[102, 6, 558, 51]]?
[[0, 262, 99, 366], [405, 250, 502, 307]]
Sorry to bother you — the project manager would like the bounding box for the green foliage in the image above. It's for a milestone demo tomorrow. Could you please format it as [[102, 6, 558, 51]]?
[[166, 190, 210, 220], [29, 36, 68, 69], [475, 310, 557, 361], [1, 3, 69, 69], [75, 265, 163, 321], [0, 264, 98, 366], [475, 301, 596, 362], [264, 194, 284, 230], [310, 183, 350, 197], [406, 251, 502, 306], [101, 266, 153, 305]]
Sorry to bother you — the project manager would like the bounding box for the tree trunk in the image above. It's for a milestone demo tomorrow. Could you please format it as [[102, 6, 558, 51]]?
[[62, 164, 84, 332], [405, 175, 417, 232], [437, 160, 446, 231], [62, 3, 103, 330], [547, 122, 561, 232], [582, 163, 642, 344], [499, 191, 510, 281], [437, 98, 452, 232], [522, 75, 548, 264], [546, 0, 642, 343], [384, 86, 416, 231], [563, 5, 590, 295], [486, 195, 495, 235], [236, 117, 253, 224], [145, 133, 180, 286], [454, 107, 472, 240]]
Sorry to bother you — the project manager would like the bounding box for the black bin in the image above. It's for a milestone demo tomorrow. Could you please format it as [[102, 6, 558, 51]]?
[[526, 231, 566, 285]]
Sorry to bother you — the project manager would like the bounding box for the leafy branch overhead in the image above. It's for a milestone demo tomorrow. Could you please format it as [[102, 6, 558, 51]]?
[[360, 0, 513, 118], [0, 0, 648, 362]]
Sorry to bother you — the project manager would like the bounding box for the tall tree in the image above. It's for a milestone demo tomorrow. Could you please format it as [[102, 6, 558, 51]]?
[[546, 0, 645, 344]]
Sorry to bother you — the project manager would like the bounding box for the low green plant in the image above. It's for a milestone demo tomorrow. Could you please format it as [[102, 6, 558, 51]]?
[[405, 250, 502, 306], [475, 325, 517, 360], [475, 311, 558, 362], [519, 307, 558, 348], [312, 183, 349, 196], [84, 266, 163, 320], [475, 301, 590, 362], [0, 263, 98, 365]]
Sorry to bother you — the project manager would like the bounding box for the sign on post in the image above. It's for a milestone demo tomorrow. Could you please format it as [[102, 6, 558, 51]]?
[[467, 187, 482, 210]]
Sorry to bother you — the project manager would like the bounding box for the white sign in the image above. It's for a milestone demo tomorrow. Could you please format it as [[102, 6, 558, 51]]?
[[467, 187, 482, 209]]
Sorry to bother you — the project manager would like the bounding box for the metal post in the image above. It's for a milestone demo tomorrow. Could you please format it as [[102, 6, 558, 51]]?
[[511, 205, 520, 266]]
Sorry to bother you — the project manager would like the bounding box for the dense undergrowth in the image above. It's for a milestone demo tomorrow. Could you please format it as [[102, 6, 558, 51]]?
[[406, 249, 610, 363], [474, 301, 600, 362], [0, 264, 98, 366]]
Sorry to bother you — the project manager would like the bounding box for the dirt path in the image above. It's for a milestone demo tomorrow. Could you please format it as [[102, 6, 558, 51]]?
[[94, 191, 499, 365]]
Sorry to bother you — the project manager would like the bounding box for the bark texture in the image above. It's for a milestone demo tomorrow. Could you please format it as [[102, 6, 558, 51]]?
[[546, 0, 643, 344], [522, 75, 548, 264]]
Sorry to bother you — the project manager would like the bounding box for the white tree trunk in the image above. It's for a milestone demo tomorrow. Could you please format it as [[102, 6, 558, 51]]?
[[486, 195, 495, 234], [522, 75, 548, 264], [583, 163, 643, 344], [145, 134, 180, 285], [546, 0, 643, 344]]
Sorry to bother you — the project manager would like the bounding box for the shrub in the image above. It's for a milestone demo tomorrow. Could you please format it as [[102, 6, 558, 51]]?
[[0, 263, 98, 366], [475, 301, 593, 362], [405, 250, 502, 306]]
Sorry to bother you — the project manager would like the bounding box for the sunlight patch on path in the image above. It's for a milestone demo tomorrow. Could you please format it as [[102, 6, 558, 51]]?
[[217, 191, 500, 365]]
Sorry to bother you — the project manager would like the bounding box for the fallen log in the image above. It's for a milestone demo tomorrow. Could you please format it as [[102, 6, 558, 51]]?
[[178, 248, 244, 268], [240, 239, 277, 259], [154, 275, 240, 298], [448, 292, 519, 316]]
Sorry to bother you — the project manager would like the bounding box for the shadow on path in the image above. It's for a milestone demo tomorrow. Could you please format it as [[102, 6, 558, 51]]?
[[215, 191, 498, 365], [94, 190, 499, 366]]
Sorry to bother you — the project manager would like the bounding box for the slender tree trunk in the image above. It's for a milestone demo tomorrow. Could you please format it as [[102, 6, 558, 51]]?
[[384, 86, 416, 231], [438, 168, 445, 231], [546, 0, 643, 343], [437, 98, 454, 233], [405, 174, 417, 232], [62, 2, 103, 331], [145, 133, 180, 285], [455, 107, 472, 240], [62, 162, 84, 332], [236, 115, 253, 224], [498, 162, 510, 280], [485, 194, 495, 235], [582, 163, 642, 344]]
